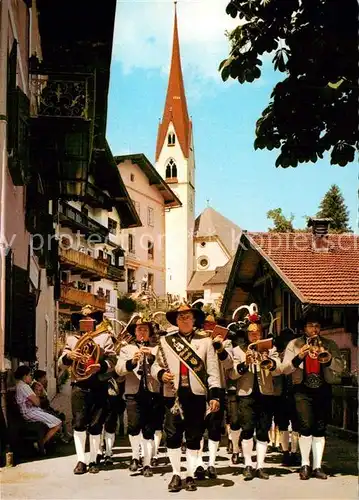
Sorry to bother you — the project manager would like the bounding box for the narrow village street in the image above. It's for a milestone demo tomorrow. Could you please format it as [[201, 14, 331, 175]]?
[[2, 434, 357, 500]]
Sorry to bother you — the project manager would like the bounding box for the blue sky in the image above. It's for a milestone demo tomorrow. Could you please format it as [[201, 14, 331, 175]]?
[[107, 0, 358, 233]]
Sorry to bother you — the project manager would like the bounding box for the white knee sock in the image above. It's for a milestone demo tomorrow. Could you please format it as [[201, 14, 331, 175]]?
[[280, 431, 290, 452], [105, 432, 115, 457], [231, 429, 241, 454], [142, 438, 154, 467], [312, 437, 325, 469], [208, 439, 219, 467], [227, 425, 232, 442], [299, 435, 312, 466], [89, 434, 101, 464], [186, 449, 198, 478], [167, 448, 182, 476], [97, 427, 105, 455], [197, 448, 205, 469], [73, 430, 87, 464], [129, 434, 141, 460], [274, 427, 280, 448], [153, 430, 162, 458], [199, 438, 204, 453], [291, 431, 299, 453], [241, 438, 253, 467], [256, 440, 267, 469]]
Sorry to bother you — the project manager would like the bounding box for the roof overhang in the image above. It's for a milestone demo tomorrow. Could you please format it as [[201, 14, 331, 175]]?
[[115, 153, 182, 208]]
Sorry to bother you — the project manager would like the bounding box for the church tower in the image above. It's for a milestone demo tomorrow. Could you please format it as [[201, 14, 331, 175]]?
[[155, 3, 195, 300]]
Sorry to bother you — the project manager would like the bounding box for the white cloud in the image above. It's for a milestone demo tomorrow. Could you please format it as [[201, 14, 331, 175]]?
[[113, 0, 239, 86]]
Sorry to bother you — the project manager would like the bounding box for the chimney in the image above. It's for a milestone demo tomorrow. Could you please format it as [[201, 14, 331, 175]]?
[[307, 218, 332, 252]]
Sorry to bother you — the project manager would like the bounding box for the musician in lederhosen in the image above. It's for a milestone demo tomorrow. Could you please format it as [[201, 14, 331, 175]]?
[[229, 304, 282, 480], [195, 313, 234, 479], [115, 317, 160, 478], [58, 305, 116, 475], [283, 310, 343, 480], [151, 304, 221, 493], [97, 328, 127, 467]]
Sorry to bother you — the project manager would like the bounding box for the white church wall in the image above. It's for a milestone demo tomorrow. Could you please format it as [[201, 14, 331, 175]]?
[[203, 284, 225, 306], [195, 239, 228, 272]]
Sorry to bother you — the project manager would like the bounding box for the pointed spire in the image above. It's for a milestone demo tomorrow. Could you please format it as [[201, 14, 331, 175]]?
[[155, 2, 191, 160]]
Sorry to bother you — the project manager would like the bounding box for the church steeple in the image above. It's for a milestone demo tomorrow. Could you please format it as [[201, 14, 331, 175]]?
[[155, 2, 191, 160]]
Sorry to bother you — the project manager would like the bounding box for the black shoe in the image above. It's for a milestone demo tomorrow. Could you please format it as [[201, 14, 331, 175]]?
[[256, 468, 269, 480], [96, 453, 103, 465], [143, 466, 153, 477], [151, 457, 159, 467], [231, 452, 240, 464], [266, 445, 274, 454], [129, 458, 139, 472], [168, 474, 182, 492], [88, 462, 100, 474], [227, 441, 233, 454], [73, 461, 87, 475], [299, 465, 312, 480], [185, 477, 197, 491], [290, 453, 301, 467], [243, 466, 255, 481], [194, 466, 206, 480], [282, 451, 291, 466], [312, 468, 327, 479], [104, 456, 114, 466], [207, 466, 217, 479]]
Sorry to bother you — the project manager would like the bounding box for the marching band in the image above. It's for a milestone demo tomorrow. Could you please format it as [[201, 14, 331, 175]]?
[[58, 301, 343, 490]]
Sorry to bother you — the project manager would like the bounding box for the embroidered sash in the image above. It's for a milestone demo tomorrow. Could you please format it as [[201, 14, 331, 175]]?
[[164, 332, 208, 390]]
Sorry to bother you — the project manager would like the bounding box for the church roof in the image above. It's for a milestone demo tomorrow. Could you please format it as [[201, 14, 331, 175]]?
[[155, 4, 191, 160], [194, 207, 242, 257], [204, 257, 235, 286], [187, 270, 216, 292]]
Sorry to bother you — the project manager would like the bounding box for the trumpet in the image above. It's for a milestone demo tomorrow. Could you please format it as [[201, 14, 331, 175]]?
[[246, 338, 275, 371], [306, 336, 332, 364]]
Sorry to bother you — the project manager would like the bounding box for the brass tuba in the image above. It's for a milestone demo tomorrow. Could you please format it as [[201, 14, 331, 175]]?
[[71, 321, 110, 381], [307, 336, 332, 364], [110, 313, 142, 355]]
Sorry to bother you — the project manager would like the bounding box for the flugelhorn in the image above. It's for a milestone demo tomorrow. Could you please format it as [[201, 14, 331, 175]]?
[[246, 338, 275, 370], [307, 336, 332, 364]]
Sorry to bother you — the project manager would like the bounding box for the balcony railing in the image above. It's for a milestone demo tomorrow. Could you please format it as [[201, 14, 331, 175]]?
[[60, 284, 106, 311], [107, 265, 126, 282], [30, 73, 95, 120], [57, 201, 108, 242], [59, 248, 108, 279]]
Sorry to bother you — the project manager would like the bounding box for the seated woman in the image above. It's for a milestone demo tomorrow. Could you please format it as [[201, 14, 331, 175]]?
[[15, 366, 62, 453]]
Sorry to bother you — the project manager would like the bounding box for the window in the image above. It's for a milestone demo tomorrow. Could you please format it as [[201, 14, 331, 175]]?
[[98, 249, 104, 260], [165, 159, 177, 179], [148, 273, 154, 290], [198, 256, 209, 269], [81, 205, 89, 217], [128, 234, 135, 253], [147, 207, 154, 227], [147, 239, 154, 260], [105, 289, 111, 303], [87, 284, 92, 293], [200, 242, 206, 248], [168, 133, 175, 146], [108, 218, 117, 235], [130, 173, 135, 182]]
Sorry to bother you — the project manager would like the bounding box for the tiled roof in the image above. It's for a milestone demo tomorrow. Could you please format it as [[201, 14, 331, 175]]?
[[204, 257, 234, 285], [155, 6, 191, 160], [247, 232, 359, 305], [194, 207, 242, 257], [187, 270, 216, 291]]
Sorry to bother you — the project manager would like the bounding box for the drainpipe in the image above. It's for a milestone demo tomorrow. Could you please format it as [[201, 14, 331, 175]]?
[[0, 0, 10, 428]]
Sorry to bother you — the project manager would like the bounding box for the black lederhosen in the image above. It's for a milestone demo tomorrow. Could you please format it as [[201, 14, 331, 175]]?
[[272, 377, 299, 432], [126, 386, 157, 440], [293, 383, 331, 437], [104, 379, 126, 434], [164, 387, 206, 450], [71, 380, 108, 435], [151, 392, 165, 432], [226, 388, 240, 431], [205, 388, 225, 442]]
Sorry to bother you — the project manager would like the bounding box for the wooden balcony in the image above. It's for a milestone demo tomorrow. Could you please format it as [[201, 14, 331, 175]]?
[[59, 247, 108, 281], [107, 265, 125, 282], [57, 201, 109, 243], [60, 284, 106, 311]]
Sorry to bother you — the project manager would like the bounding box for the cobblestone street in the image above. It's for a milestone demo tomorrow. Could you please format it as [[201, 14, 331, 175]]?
[[1, 435, 357, 500]]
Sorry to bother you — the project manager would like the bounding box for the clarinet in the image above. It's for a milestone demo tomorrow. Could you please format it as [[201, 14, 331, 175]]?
[[157, 339, 184, 420]]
